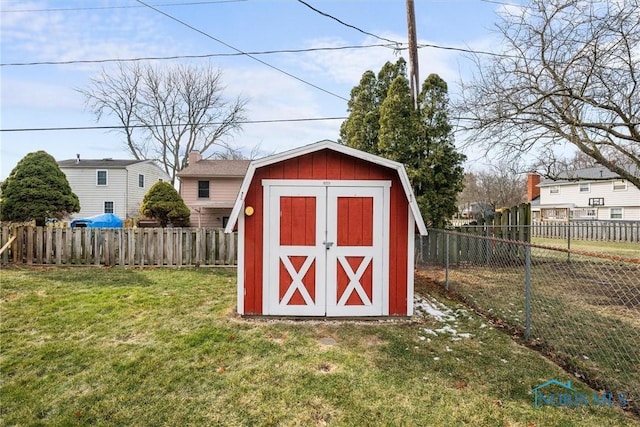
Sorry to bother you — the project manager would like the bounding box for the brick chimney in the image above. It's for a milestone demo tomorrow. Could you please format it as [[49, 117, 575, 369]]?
[[188, 150, 202, 165], [527, 173, 541, 201]]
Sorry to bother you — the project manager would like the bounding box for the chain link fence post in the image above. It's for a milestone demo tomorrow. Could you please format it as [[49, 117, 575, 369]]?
[[524, 244, 531, 341]]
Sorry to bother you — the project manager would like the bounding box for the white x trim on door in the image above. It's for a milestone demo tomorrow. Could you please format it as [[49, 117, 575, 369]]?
[[336, 255, 373, 306], [263, 180, 389, 316], [279, 255, 315, 306]]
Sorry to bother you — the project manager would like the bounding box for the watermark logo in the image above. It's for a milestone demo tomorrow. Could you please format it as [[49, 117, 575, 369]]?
[[533, 379, 628, 408]]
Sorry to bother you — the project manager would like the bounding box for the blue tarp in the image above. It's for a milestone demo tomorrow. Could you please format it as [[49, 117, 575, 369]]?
[[70, 213, 123, 228]]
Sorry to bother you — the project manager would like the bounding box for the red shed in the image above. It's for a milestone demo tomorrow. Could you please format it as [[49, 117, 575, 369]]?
[[225, 140, 427, 317]]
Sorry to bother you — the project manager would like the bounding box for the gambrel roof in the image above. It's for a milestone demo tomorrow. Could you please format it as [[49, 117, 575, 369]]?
[[225, 140, 427, 235]]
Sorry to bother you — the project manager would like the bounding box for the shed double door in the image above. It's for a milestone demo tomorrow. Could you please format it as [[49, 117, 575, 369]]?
[[265, 181, 389, 316]]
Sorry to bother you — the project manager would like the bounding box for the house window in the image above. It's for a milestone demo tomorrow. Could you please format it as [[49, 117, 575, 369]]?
[[579, 183, 590, 193], [104, 201, 114, 214], [97, 170, 108, 186], [610, 208, 623, 219], [549, 185, 559, 194], [222, 216, 230, 228], [613, 180, 627, 191], [198, 180, 210, 198], [138, 174, 144, 188]]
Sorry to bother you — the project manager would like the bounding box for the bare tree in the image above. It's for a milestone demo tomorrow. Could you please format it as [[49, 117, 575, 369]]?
[[210, 141, 272, 160], [79, 63, 247, 184], [456, 0, 640, 189], [459, 165, 527, 216], [476, 166, 527, 212]]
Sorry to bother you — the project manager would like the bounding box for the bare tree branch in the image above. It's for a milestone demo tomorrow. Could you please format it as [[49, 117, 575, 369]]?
[[78, 62, 247, 184], [456, 0, 640, 188]]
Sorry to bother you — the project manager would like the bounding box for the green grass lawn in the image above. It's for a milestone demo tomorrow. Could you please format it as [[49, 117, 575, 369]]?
[[532, 237, 640, 259], [1, 267, 638, 426]]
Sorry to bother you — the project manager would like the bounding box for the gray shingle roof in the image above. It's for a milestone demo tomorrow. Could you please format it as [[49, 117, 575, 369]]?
[[538, 164, 638, 186], [177, 160, 250, 177], [58, 158, 147, 168]]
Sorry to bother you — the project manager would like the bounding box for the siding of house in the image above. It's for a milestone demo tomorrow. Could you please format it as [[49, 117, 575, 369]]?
[[61, 160, 170, 220], [540, 180, 640, 220], [181, 177, 242, 205], [181, 177, 244, 227], [125, 162, 169, 218], [62, 168, 129, 219]]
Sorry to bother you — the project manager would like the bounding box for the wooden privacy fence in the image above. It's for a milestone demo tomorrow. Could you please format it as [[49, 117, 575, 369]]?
[[0, 226, 238, 267], [531, 221, 640, 242]]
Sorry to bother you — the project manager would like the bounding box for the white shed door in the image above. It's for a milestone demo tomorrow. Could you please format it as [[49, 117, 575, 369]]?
[[265, 182, 387, 316]]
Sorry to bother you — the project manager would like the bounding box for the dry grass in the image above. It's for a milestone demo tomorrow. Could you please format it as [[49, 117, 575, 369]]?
[[1, 266, 638, 426]]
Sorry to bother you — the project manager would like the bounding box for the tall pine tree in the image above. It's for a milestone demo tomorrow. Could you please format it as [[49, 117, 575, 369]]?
[[340, 62, 465, 228], [416, 74, 465, 228]]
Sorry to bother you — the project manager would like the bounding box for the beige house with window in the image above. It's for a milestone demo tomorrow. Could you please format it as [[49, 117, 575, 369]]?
[[177, 151, 250, 228], [58, 156, 170, 220], [533, 166, 640, 221]]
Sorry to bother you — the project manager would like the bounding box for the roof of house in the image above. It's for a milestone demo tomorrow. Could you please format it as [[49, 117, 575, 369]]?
[[538, 164, 638, 187], [177, 159, 250, 178], [224, 139, 428, 235], [58, 158, 150, 168]]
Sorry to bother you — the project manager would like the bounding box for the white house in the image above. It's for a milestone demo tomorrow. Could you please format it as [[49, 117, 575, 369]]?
[[58, 156, 171, 219], [534, 166, 640, 221]]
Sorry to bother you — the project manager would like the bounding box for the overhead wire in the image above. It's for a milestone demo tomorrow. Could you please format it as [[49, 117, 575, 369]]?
[[0, 0, 549, 134], [134, 0, 349, 101], [0, 117, 350, 133], [1, 44, 399, 67], [296, 0, 402, 47]]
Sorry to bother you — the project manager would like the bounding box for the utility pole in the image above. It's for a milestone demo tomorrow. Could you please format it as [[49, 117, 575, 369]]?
[[406, 0, 419, 109]]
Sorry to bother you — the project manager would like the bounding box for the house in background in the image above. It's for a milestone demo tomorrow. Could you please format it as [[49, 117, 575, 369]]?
[[527, 173, 542, 221], [58, 156, 171, 220], [531, 166, 640, 221], [177, 151, 250, 228]]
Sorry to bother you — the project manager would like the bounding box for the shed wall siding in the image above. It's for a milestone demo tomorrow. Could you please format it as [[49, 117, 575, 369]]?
[[241, 149, 409, 316]]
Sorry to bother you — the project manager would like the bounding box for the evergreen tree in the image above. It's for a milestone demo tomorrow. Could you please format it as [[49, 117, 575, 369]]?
[[0, 151, 80, 226], [378, 76, 416, 164], [140, 181, 190, 227], [339, 58, 407, 154], [416, 74, 466, 228], [340, 63, 465, 228], [339, 71, 378, 154]]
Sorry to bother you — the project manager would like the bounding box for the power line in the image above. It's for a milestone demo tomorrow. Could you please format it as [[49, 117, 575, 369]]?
[[296, 0, 402, 47], [417, 42, 517, 58], [134, 0, 349, 101], [1, 42, 516, 68], [0, 117, 349, 133], [1, 44, 398, 67], [0, 0, 247, 13]]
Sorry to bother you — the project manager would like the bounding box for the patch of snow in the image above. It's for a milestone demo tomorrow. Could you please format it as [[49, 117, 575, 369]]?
[[414, 295, 456, 322]]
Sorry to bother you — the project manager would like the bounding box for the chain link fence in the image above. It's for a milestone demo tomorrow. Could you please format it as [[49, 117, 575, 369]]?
[[416, 229, 640, 414]]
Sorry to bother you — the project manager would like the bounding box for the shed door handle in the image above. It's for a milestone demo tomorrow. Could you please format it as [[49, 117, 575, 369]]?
[[323, 241, 334, 249]]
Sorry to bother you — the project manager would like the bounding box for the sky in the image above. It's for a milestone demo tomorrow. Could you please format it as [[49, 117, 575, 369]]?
[[0, 0, 523, 180]]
